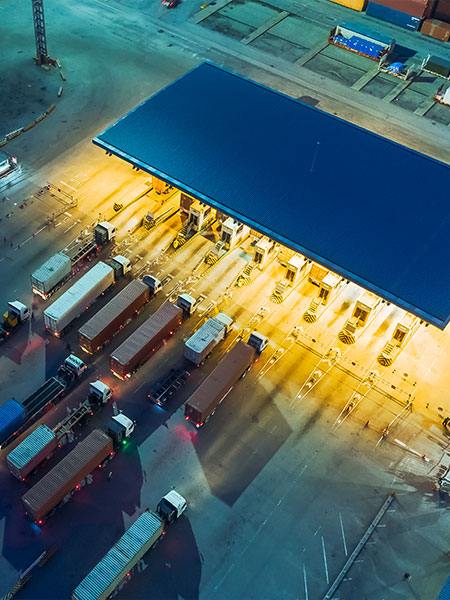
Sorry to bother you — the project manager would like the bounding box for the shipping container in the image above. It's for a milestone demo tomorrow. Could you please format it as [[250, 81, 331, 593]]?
[[421, 17, 450, 39], [7, 424, 57, 480], [367, 1, 423, 29], [0, 400, 26, 446], [423, 54, 450, 77], [78, 280, 149, 354], [22, 429, 113, 524], [44, 262, 114, 336], [368, 0, 434, 17], [185, 341, 256, 427], [184, 313, 233, 365], [72, 511, 164, 600], [110, 301, 182, 379], [31, 252, 72, 298], [433, 0, 450, 23], [328, 0, 366, 11]]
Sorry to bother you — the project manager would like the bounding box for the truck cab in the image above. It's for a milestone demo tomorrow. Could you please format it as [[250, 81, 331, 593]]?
[[143, 275, 162, 296], [1, 301, 30, 338], [156, 490, 187, 524], [94, 221, 116, 245], [109, 255, 131, 279], [64, 354, 88, 377], [58, 354, 87, 387], [88, 381, 111, 407], [247, 331, 268, 354], [106, 413, 135, 447], [177, 293, 196, 316]]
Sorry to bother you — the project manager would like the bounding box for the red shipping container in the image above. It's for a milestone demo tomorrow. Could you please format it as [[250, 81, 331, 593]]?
[[433, 0, 450, 22], [109, 301, 182, 378], [371, 0, 435, 17], [421, 17, 450, 38], [22, 429, 113, 523]]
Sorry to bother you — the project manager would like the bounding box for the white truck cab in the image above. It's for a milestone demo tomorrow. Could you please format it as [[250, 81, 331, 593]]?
[[88, 381, 111, 406], [157, 490, 187, 524], [6, 301, 30, 324], [248, 331, 268, 354], [177, 293, 196, 315], [64, 354, 88, 377], [111, 413, 135, 438], [110, 255, 131, 277], [143, 275, 162, 295]]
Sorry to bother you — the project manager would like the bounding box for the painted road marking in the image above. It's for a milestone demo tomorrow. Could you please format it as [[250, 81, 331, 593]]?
[[321, 536, 329, 584], [60, 180, 78, 192], [213, 464, 308, 592], [339, 512, 348, 557], [64, 219, 81, 234], [303, 564, 309, 600]]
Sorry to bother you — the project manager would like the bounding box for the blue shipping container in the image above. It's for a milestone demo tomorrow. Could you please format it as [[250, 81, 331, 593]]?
[[366, 1, 422, 31], [437, 575, 450, 600], [0, 400, 26, 445]]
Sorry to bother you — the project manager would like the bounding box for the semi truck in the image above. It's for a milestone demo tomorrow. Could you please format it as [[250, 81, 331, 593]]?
[[110, 301, 183, 379], [78, 280, 149, 354], [31, 222, 116, 299], [185, 332, 268, 428], [6, 381, 112, 480], [184, 313, 233, 366], [22, 414, 134, 525], [44, 261, 115, 337], [0, 354, 87, 449], [0, 301, 31, 343], [72, 491, 187, 600]]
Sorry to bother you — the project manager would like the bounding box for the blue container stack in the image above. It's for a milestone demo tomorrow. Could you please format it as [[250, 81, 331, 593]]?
[[0, 399, 26, 445], [366, 2, 423, 30], [334, 34, 384, 58]]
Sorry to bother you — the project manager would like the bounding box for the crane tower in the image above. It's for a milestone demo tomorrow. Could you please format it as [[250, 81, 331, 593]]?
[[32, 0, 55, 66]]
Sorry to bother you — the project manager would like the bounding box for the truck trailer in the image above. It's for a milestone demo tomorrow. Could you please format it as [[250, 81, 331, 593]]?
[[185, 332, 267, 428], [110, 301, 182, 379], [78, 280, 149, 354], [0, 354, 87, 449], [72, 491, 187, 600], [22, 414, 134, 525], [6, 381, 112, 481], [31, 222, 116, 299], [44, 261, 114, 336], [184, 313, 233, 366]]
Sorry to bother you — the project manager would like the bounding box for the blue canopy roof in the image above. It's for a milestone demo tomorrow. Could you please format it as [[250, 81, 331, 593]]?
[[94, 63, 450, 329]]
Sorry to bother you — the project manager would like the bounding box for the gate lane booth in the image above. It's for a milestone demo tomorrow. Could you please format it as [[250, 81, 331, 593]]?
[[93, 62, 450, 330]]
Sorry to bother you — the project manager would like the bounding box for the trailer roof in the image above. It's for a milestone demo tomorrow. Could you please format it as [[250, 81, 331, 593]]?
[[78, 279, 148, 342], [72, 511, 162, 600], [110, 301, 182, 367], [7, 424, 55, 471], [94, 62, 450, 329], [44, 262, 113, 322]]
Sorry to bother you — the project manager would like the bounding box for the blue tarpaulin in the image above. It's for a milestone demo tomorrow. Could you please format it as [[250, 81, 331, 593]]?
[[437, 575, 450, 600], [93, 63, 450, 329]]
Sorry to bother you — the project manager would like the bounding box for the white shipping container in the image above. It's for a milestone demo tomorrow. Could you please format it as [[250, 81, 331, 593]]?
[[44, 262, 114, 335], [72, 510, 164, 600], [184, 313, 232, 364], [31, 252, 72, 297]]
